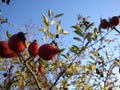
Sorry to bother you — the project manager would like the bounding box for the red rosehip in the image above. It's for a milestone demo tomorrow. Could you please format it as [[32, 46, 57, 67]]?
[[100, 19, 109, 29], [110, 16, 119, 26], [38, 44, 59, 60], [0, 41, 17, 58], [38, 64, 44, 73], [8, 32, 27, 53], [28, 40, 40, 57]]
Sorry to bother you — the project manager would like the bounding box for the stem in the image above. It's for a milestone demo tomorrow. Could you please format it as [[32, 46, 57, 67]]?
[[48, 47, 85, 90], [18, 54, 41, 90], [25, 62, 41, 90]]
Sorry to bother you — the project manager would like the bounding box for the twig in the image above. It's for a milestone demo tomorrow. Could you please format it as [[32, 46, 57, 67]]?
[[18, 54, 41, 90], [48, 47, 85, 90]]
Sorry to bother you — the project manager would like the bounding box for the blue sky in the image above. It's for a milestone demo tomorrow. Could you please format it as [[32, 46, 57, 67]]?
[[1, 0, 120, 38], [1, 0, 120, 52], [1, 0, 120, 89], [1, 0, 120, 51]]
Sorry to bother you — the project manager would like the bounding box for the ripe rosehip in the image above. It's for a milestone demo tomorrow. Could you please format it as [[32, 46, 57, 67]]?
[[110, 16, 119, 26], [0, 41, 17, 58], [8, 32, 27, 53], [38, 64, 44, 73], [100, 19, 109, 29], [28, 40, 40, 57], [38, 44, 59, 60]]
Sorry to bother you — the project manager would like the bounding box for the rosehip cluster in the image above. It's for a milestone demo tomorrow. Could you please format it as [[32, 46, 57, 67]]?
[[0, 32, 26, 58], [99, 16, 120, 29], [0, 32, 59, 61]]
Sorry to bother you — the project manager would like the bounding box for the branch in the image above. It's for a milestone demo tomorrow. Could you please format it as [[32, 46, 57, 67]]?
[[48, 47, 85, 90], [18, 54, 41, 90]]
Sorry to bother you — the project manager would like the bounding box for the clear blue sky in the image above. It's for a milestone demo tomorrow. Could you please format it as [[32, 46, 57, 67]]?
[[1, 0, 120, 89], [1, 0, 120, 44]]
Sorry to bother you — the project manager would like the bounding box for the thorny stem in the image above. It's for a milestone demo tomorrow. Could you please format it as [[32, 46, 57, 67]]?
[[18, 54, 41, 90]]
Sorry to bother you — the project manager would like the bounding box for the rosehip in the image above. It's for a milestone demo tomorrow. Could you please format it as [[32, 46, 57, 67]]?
[[110, 16, 119, 26], [100, 19, 109, 29], [8, 32, 27, 53], [38, 64, 44, 73], [38, 44, 59, 60], [28, 40, 40, 57], [0, 41, 17, 58]]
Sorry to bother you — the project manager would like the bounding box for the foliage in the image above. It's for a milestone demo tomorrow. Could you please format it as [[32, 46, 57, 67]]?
[[1, 2, 120, 90]]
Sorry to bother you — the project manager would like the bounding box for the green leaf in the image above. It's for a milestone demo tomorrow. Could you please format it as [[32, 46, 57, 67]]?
[[61, 54, 68, 59], [74, 29, 83, 37], [47, 31, 54, 38], [89, 55, 95, 60], [48, 9, 53, 17], [85, 32, 93, 41], [42, 14, 49, 28], [113, 59, 120, 65], [61, 29, 69, 34], [6, 31, 11, 38], [56, 23, 61, 34], [54, 13, 64, 18], [105, 51, 109, 60], [39, 28, 46, 33], [85, 22, 94, 30], [70, 45, 80, 54], [50, 20, 56, 25], [90, 64, 96, 71], [71, 26, 80, 30], [41, 36, 46, 43], [93, 28, 98, 40], [98, 56, 104, 61], [73, 37, 81, 41]]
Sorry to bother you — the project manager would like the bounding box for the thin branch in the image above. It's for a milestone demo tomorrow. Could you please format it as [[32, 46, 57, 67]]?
[[18, 54, 41, 90], [48, 47, 85, 90]]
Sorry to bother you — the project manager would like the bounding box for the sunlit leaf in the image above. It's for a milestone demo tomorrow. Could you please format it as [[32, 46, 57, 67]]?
[[57, 23, 61, 34], [91, 64, 96, 71], [47, 31, 54, 38], [113, 59, 120, 65], [41, 36, 46, 43], [61, 29, 69, 34], [42, 14, 49, 28], [39, 28, 46, 33], [50, 20, 56, 25]]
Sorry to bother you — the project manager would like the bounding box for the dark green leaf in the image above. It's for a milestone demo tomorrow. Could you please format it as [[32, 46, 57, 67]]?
[[48, 9, 53, 17], [54, 13, 64, 18], [85, 23, 94, 30], [6, 31, 11, 38], [74, 29, 83, 37]]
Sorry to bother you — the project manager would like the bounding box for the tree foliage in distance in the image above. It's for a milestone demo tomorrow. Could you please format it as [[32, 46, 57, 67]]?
[[0, 2, 120, 90]]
